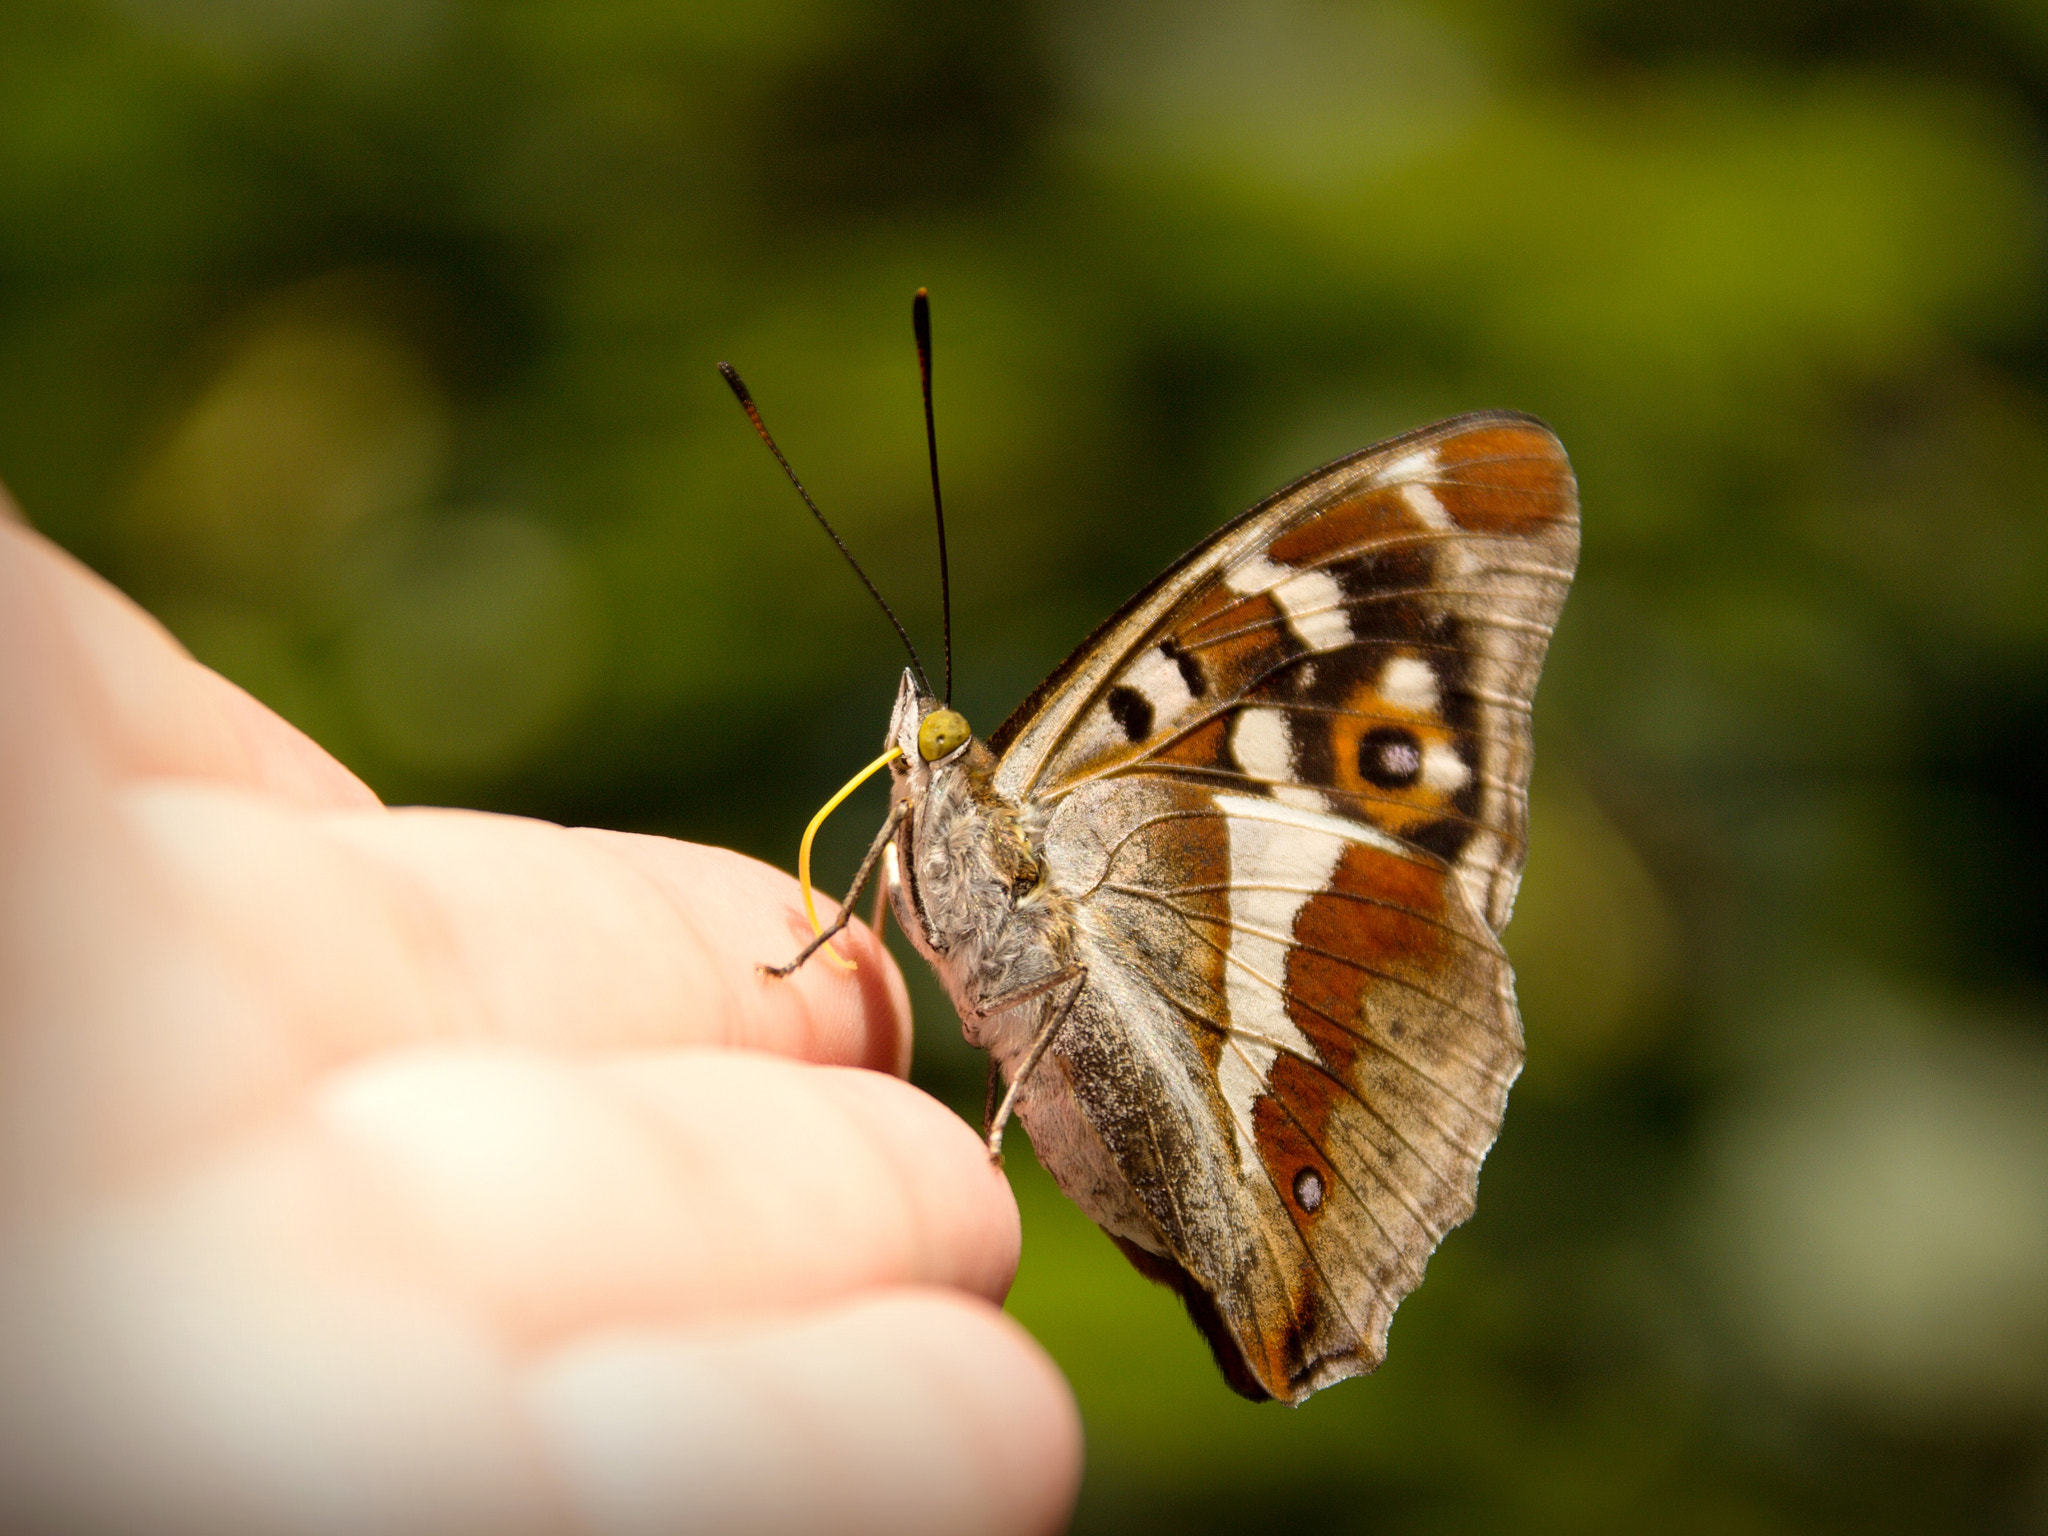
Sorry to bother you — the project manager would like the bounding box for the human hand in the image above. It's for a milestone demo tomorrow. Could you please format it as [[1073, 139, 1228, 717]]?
[[0, 504, 1082, 1536]]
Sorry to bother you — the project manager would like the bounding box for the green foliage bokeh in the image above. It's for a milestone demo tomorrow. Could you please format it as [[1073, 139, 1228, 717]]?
[[5, 1, 2048, 1529]]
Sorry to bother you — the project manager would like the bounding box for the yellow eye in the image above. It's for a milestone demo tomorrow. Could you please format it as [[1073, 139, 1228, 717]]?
[[917, 708, 971, 762]]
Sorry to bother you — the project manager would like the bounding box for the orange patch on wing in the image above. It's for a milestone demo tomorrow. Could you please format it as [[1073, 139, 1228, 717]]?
[[1144, 805, 1233, 892], [1152, 714, 1231, 772], [1431, 425, 1573, 536], [1285, 843, 1453, 1065], [1268, 489, 1417, 567], [1173, 586, 1294, 697], [1240, 1274, 1313, 1395], [1145, 811, 1234, 956]]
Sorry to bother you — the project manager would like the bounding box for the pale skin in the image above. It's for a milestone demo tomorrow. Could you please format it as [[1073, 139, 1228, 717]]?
[[0, 497, 1082, 1536]]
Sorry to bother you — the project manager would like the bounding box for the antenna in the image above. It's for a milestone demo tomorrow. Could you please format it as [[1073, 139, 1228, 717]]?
[[718, 361, 932, 696], [912, 289, 953, 704]]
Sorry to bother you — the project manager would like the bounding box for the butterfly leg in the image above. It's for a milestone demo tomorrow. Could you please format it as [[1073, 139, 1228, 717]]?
[[761, 802, 908, 979], [977, 965, 1087, 1164]]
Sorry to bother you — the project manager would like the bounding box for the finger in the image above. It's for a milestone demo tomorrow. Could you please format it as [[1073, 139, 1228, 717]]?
[[318, 813, 910, 1068], [571, 828, 911, 1073], [312, 1047, 1019, 1343], [527, 1290, 1082, 1536], [122, 789, 912, 1074], [0, 513, 377, 810]]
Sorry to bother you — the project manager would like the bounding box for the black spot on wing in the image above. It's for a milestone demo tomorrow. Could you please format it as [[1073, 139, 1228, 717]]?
[[1160, 635, 1208, 698], [1407, 817, 1475, 864], [1359, 727, 1423, 788], [1107, 685, 1155, 742]]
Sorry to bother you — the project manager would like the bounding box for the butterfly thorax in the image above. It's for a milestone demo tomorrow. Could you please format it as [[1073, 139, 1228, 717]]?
[[883, 674, 1076, 1060]]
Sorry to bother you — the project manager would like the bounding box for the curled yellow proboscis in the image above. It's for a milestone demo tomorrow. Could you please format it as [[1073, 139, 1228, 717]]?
[[798, 745, 904, 970]]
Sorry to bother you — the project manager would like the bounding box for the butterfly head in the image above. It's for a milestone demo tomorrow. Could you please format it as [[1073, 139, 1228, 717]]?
[[886, 668, 974, 779]]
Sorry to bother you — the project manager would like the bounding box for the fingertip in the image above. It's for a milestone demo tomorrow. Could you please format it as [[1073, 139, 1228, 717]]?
[[823, 902, 916, 1081], [588, 1053, 1022, 1309], [730, 849, 915, 1078], [803, 1065, 1023, 1303], [890, 1289, 1085, 1536], [575, 833, 914, 1075]]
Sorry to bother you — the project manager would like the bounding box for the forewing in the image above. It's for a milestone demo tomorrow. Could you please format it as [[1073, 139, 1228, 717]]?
[[993, 411, 1578, 933]]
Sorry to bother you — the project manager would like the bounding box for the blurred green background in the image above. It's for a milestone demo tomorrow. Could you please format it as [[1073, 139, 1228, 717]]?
[[6, 0, 2048, 1529]]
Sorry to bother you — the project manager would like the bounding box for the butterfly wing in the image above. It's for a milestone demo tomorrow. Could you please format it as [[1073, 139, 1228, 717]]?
[[992, 413, 1578, 1401]]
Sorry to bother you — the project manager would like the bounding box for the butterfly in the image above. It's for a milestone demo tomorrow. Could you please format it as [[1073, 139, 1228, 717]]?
[[727, 301, 1579, 1404]]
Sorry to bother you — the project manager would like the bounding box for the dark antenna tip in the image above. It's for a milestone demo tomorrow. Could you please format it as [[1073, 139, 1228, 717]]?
[[912, 289, 953, 704], [719, 358, 932, 697]]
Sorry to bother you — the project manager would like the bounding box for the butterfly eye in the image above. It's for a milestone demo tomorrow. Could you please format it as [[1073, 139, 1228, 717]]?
[[917, 708, 971, 762]]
